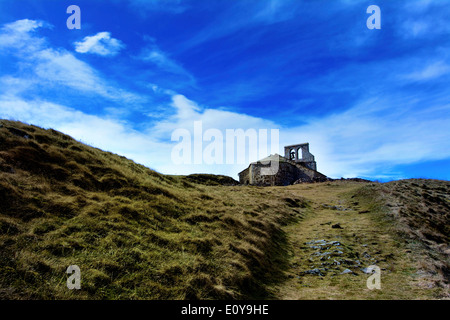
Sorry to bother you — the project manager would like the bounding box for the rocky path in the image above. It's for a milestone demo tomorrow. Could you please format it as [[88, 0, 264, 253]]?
[[273, 182, 424, 299]]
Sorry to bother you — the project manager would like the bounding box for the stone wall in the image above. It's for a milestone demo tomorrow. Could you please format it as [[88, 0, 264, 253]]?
[[238, 156, 327, 186], [238, 167, 250, 185], [284, 143, 317, 171]]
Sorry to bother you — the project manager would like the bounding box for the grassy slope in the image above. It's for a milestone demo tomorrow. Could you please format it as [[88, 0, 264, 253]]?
[[0, 120, 305, 299], [273, 181, 449, 299], [0, 120, 448, 299], [357, 180, 450, 293]]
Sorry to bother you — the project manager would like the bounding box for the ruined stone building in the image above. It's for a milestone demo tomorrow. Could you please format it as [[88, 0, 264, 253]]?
[[238, 143, 327, 186]]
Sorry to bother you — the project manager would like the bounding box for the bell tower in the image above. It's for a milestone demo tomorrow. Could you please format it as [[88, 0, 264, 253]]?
[[284, 143, 317, 171]]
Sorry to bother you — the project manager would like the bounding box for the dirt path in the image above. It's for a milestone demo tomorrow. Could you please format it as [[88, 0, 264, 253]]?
[[272, 181, 428, 299]]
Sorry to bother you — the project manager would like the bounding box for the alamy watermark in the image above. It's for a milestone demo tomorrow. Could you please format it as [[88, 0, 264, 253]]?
[[66, 265, 81, 290], [67, 5, 81, 30], [366, 265, 381, 290], [367, 5, 381, 29], [171, 121, 280, 175]]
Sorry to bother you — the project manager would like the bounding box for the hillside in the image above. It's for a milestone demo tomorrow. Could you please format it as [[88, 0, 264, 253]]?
[[0, 120, 449, 299], [273, 180, 449, 299]]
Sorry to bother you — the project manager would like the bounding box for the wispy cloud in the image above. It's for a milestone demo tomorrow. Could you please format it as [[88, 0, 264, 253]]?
[[176, 0, 306, 50], [0, 19, 50, 53], [403, 61, 450, 81], [0, 96, 165, 169], [282, 97, 450, 179], [0, 91, 276, 177], [399, 0, 450, 39], [35, 49, 140, 102], [2, 81, 450, 180], [153, 94, 276, 137], [0, 20, 141, 104], [74, 32, 125, 56], [139, 42, 195, 85], [1, 0, 450, 182]]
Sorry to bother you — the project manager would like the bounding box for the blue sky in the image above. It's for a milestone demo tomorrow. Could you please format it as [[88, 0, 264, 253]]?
[[0, 0, 449, 181]]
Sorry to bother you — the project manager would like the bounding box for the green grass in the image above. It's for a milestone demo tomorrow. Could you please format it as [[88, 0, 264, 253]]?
[[0, 120, 448, 300], [353, 180, 450, 294], [272, 181, 449, 299], [0, 120, 305, 299]]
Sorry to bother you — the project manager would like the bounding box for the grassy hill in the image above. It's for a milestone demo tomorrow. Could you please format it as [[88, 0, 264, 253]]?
[[0, 119, 448, 299], [273, 180, 449, 299]]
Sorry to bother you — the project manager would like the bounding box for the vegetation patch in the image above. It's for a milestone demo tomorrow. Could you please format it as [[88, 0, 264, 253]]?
[[0, 120, 302, 299]]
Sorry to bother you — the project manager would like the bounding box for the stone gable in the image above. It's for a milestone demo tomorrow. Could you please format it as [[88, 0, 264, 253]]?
[[238, 145, 327, 186]]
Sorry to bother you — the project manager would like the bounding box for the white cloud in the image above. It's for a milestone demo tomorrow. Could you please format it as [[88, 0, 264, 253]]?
[[0, 19, 49, 53], [122, 91, 450, 179], [0, 20, 141, 103], [0, 96, 166, 170], [152, 94, 277, 139], [1, 88, 450, 180], [142, 49, 185, 74], [74, 32, 124, 56], [0, 76, 36, 96], [399, 1, 450, 39], [404, 61, 450, 81], [2, 19, 44, 33], [149, 94, 282, 177], [33, 48, 139, 102], [1, 16, 449, 181], [282, 98, 450, 179], [0, 91, 279, 179], [139, 43, 196, 86]]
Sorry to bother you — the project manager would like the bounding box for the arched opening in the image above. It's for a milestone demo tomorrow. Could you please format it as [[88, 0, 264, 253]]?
[[289, 149, 296, 160], [297, 147, 303, 160]]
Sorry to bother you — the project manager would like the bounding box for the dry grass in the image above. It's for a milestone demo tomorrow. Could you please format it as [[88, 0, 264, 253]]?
[[272, 181, 449, 299], [0, 120, 448, 300], [355, 180, 450, 295], [0, 120, 305, 299]]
